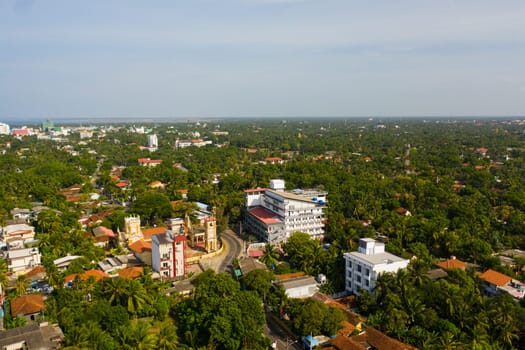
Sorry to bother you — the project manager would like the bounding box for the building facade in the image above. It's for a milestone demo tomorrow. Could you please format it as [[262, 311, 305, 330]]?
[[344, 238, 409, 295], [244, 179, 327, 244], [151, 230, 186, 279]]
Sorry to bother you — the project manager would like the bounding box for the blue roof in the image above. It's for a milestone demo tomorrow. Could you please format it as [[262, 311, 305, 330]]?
[[301, 335, 319, 347]]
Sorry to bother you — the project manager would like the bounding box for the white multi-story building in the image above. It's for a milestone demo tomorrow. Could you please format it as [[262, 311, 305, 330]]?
[[147, 134, 158, 149], [244, 179, 327, 244], [0, 122, 10, 135], [6, 247, 41, 273], [344, 238, 409, 296], [151, 230, 186, 279]]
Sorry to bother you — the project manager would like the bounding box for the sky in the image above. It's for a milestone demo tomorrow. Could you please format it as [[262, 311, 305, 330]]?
[[1, 0, 524, 121]]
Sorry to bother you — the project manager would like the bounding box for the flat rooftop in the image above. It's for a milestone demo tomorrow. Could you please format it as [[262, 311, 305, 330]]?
[[345, 251, 408, 266]]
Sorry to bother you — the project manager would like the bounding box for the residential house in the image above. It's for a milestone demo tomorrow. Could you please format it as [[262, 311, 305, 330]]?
[[53, 255, 81, 271], [6, 248, 41, 273], [344, 238, 409, 295], [10, 294, 45, 321], [479, 269, 525, 300], [244, 179, 327, 244], [129, 240, 152, 266], [64, 270, 109, 287], [91, 226, 116, 248], [264, 157, 284, 164], [1, 224, 36, 248], [137, 158, 163, 167], [118, 267, 144, 279], [436, 257, 467, 271]]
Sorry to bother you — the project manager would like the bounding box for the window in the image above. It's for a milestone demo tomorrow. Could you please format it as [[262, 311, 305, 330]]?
[[348, 261, 352, 268], [347, 271, 352, 279], [357, 265, 361, 273], [162, 262, 169, 268], [356, 276, 361, 283], [365, 280, 369, 287], [365, 268, 370, 276], [347, 282, 352, 289]]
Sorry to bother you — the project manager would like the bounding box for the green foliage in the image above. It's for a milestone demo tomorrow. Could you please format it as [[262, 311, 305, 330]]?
[[287, 298, 345, 336], [174, 270, 267, 350], [242, 269, 274, 301], [129, 191, 172, 226]]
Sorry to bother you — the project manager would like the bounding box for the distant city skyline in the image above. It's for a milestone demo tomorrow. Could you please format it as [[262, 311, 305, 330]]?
[[1, 0, 524, 121]]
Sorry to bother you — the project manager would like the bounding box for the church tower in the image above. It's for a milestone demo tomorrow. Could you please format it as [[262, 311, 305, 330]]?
[[124, 215, 142, 244], [204, 217, 218, 253]]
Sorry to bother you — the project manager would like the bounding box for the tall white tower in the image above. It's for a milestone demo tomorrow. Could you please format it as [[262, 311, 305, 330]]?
[[147, 134, 158, 148]]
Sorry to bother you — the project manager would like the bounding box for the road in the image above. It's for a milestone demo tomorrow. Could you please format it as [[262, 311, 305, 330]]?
[[264, 313, 301, 350], [218, 229, 243, 272]]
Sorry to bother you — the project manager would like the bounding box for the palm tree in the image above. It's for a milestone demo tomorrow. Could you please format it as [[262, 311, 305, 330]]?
[[157, 325, 179, 350], [0, 259, 8, 295], [260, 243, 279, 269], [102, 276, 129, 307], [116, 320, 158, 350], [15, 274, 30, 296], [126, 279, 148, 315]]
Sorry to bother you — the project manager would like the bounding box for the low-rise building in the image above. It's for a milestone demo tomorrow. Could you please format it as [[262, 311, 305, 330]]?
[[479, 269, 525, 300], [344, 238, 409, 296], [278, 275, 319, 299]]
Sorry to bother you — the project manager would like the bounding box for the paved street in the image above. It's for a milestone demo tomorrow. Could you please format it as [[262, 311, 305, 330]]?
[[199, 228, 243, 273], [219, 229, 243, 272], [264, 313, 301, 350]]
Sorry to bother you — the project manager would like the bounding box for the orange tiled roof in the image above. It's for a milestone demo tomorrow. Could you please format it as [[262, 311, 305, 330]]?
[[10, 294, 45, 317], [142, 227, 166, 240], [436, 258, 466, 270], [276, 272, 305, 281], [365, 327, 419, 350], [329, 336, 366, 350], [479, 269, 512, 286], [25, 265, 46, 278], [129, 239, 152, 253], [64, 269, 109, 285], [118, 267, 144, 279]]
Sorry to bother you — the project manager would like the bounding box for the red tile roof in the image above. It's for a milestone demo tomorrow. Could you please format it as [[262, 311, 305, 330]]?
[[64, 270, 109, 285], [276, 272, 305, 281], [10, 294, 45, 317], [436, 258, 466, 270], [248, 207, 282, 225], [138, 158, 163, 164], [142, 227, 166, 241], [365, 327, 419, 350], [244, 188, 267, 193], [479, 269, 512, 287], [118, 267, 144, 279], [129, 239, 152, 253], [248, 249, 264, 258]]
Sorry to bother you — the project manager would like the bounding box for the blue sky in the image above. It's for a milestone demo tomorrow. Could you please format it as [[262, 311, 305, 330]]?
[[1, 0, 524, 121]]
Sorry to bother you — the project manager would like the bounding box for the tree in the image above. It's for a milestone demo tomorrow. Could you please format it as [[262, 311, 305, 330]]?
[[174, 271, 267, 349], [243, 269, 274, 302], [129, 191, 172, 226], [260, 243, 280, 269], [15, 274, 30, 296]]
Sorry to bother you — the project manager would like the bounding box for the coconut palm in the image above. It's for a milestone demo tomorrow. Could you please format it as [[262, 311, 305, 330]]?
[[15, 274, 30, 296], [157, 325, 179, 350], [260, 243, 279, 269]]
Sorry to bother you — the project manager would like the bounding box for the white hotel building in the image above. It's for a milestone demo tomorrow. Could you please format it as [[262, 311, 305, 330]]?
[[344, 238, 409, 295], [244, 179, 327, 245]]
